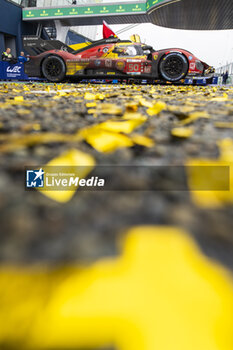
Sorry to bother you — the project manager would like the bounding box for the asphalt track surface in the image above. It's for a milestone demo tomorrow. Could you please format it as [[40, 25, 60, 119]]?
[[0, 82, 232, 267], [0, 82, 233, 350]]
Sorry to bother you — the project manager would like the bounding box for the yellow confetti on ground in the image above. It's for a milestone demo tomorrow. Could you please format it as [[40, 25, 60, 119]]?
[[14, 96, 24, 102], [212, 93, 228, 101], [79, 127, 133, 153], [125, 102, 138, 112], [86, 102, 97, 108], [16, 109, 31, 115], [186, 138, 233, 208], [131, 134, 155, 147], [100, 103, 123, 115], [168, 105, 195, 114], [39, 149, 96, 203], [97, 119, 145, 134], [122, 112, 147, 121], [84, 92, 96, 100], [171, 127, 194, 138], [0, 133, 82, 153], [78, 114, 148, 152], [179, 111, 210, 125], [214, 122, 233, 129], [95, 93, 105, 100], [0, 226, 232, 350], [147, 101, 166, 116], [139, 98, 153, 108]]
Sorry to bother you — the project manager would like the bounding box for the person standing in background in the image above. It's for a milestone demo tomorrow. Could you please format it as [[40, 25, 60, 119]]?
[[18, 51, 29, 64], [222, 71, 229, 84], [1, 48, 12, 61]]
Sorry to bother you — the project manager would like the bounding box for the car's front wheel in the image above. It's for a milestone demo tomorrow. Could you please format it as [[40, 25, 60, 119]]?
[[41, 55, 66, 82], [159, 53, 188, 82]]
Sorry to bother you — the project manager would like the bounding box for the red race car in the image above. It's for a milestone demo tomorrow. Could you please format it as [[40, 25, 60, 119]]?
[[23, 35, 214, 83]]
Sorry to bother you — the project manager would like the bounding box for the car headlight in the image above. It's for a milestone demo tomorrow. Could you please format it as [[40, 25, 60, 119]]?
[[195, 60, 204, 71]]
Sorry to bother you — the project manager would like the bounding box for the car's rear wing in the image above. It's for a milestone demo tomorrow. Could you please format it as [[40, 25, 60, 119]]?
[[23, 36, 75, 56]]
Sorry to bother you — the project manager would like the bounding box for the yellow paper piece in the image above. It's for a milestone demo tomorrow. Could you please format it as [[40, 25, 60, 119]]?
[[186, 138, 233, 207], [214, 122, 233, 129], [125, 102, 138, 112], [168, 105, 195, 114], [0, 133, 82, 153], [98, 119, 145, 134], [0, 227, 232, 350], [139, 98, 153, 108], [131, 134, 155, 147], [171, 127, 194, 138], [86, 102, 97, 108], [100, 103, 123, 115], [95, 93, 105, 100], [39, 149, 96, 203], [79, 127, 133, 153], [122, 112, 147, 121], [14, 96, 24, 102], [180, 111, 210, 125], [16, 109, 31, 115], [147, 101, 166, 116], [84, 92, 96, 100], [212, 93, 228, 101]]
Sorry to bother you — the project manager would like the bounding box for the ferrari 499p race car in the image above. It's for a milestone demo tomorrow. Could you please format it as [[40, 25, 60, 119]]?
[[23, 35, 214, 83]]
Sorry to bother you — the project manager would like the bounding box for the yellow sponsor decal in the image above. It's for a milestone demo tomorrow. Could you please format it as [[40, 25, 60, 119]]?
[[69, 42, 91, 51], [116, 61, 125, 70], [66, 61, 89, 75]]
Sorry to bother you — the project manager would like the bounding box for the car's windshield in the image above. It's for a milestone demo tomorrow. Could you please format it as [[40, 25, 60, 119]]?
[[114, 45, 143, 57]]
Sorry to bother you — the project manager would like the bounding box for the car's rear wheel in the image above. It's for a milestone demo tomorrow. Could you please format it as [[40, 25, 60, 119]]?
[[159, 53, 188, 82], [41, 55, 66, 82]]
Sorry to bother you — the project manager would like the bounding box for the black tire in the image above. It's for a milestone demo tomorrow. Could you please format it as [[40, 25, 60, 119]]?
[[159, 53, 188, 82], [41, 55, 66, 82]]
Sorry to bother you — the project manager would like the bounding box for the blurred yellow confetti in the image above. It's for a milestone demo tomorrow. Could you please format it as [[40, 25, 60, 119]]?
[[167, 105, 195, 115], [131, 134, 155, 147], [16, 109, 31, 115], [214, 122, 233, 129], [86, 102, 97, 108], [95, 93, 105, 100], [38, 149, 96, 203], [97, 118, 145, 134], [179, 111, 210, 125], [100, 103, 123, 115], [171, 127, 194, 138], [139, 98, 153, 108], [79, 127, 133, 153], [186, 138, 233, 207], [0, 133, 82, 153], [84, 92, 96, 100], [147, 101, 166, 116], [78, 115, 147, 152], [122, 112, 147, 121], [0, 226, 232, 350], [125, 102, 138, 112], [14, 96, 24, 102]]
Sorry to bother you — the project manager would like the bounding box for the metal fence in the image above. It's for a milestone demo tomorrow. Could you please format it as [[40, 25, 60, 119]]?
[[215, 62, 233, 75]]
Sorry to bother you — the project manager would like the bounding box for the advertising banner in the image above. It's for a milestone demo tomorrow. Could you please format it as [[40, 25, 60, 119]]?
[[22, 0, 166, 20], [0, 62, 28, 80]]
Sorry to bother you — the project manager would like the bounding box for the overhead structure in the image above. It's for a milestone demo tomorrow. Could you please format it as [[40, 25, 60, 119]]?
[[22, 0, 233, 30]]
